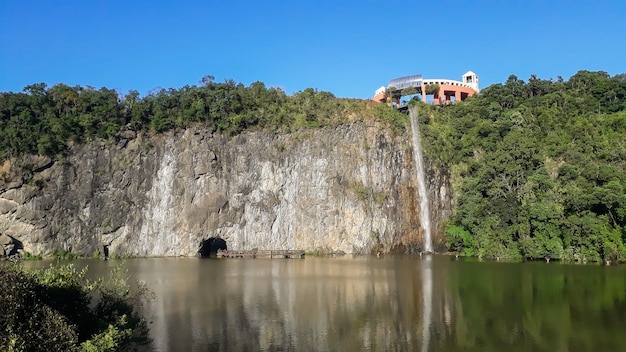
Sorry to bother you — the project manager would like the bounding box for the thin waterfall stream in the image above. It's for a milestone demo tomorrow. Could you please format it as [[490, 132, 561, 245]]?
[[409, 106, 433, 253]]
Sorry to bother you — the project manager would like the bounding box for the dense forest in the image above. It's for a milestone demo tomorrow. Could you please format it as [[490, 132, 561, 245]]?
[[418, 70, 626, 263], [1, 70, 625, 263], [0, 76, 386, 162]]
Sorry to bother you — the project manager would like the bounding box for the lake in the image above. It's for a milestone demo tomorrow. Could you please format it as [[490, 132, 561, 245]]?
[[22, 255, 626, 351]]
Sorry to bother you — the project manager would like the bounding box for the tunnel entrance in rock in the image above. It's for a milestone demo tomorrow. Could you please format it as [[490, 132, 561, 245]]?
[[198, 237, 227, 257]]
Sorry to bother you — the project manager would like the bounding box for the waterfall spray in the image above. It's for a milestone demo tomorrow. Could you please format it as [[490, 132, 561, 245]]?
[[409, 106, 433, 253]]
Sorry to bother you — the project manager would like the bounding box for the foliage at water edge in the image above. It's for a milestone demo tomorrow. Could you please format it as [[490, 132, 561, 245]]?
[[0, 263, 150, 351], [418, 70, 626, 263]]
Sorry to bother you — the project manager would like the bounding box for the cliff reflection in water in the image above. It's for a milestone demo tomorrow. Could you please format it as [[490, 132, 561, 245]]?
[[91, 256, 626, 352], [135, 256, 445, 351]]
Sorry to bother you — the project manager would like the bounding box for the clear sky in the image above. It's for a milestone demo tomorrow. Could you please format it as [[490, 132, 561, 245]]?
[[1, 0, 625, 99]]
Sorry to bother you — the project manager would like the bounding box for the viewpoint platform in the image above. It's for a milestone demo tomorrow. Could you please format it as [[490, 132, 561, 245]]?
[[373, 71, 479, 105]]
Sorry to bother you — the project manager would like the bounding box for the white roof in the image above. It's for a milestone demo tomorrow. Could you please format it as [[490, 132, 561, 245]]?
[[375, 86, 386, 95]]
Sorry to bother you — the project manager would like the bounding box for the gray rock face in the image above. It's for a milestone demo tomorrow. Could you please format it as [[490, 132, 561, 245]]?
[[0, 122, 452, 257], [0, 233, 21, 258]]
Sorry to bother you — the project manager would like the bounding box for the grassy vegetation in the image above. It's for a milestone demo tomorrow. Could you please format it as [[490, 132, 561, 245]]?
[[52, 249, 80, 260], [21, 251, 43, 260]]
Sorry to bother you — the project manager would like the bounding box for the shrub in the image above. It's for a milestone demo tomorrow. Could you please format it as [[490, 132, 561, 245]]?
[[0, 263, 150, 351], [52, 249, 80, 260]]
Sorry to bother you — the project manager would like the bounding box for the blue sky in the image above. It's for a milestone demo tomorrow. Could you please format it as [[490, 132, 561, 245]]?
[[1, 0, 625, 99]]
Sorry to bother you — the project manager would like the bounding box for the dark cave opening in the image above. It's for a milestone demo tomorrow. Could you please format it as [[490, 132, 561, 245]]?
[[197, 237, 227, 257]]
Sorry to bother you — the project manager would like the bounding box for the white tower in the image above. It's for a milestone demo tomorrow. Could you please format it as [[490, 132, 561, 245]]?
[[462, 71, 479, 93]]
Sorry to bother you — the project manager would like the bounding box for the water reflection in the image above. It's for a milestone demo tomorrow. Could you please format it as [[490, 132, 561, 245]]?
[[130, 257, 444, 351], [421, 254, 432, 352], [17, 256, 626, 351]]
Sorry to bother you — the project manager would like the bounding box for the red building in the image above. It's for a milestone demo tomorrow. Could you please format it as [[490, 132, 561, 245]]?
[[373, 71, 479, 105]]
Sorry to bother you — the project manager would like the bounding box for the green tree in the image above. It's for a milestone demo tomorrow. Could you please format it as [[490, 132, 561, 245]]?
[[0, 263, 150, 351]]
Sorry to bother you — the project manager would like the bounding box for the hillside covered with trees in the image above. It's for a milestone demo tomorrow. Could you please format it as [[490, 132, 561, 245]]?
[[1, 70, 625, 263], [418, 70, 626, 263], [0, 76, 388, 162]]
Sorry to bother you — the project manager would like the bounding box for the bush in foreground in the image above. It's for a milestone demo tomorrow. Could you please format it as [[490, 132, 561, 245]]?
[[0, 263, 150, 351]]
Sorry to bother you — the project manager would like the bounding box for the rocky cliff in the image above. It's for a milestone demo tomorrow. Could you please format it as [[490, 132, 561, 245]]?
[[0, 121, 451, 257]]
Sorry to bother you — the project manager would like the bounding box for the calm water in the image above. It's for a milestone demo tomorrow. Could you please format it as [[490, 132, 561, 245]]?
[[22, 256, 626, 351]]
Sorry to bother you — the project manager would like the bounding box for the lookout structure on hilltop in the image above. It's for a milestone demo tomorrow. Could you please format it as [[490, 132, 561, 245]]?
[[373, 71, 479, 106]]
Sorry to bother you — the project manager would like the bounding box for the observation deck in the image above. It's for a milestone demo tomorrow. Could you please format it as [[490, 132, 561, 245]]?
[[373, 71, 479, 105]]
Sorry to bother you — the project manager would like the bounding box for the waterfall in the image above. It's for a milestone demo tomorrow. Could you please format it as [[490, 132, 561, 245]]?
[[409, 106, 433, 253]]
